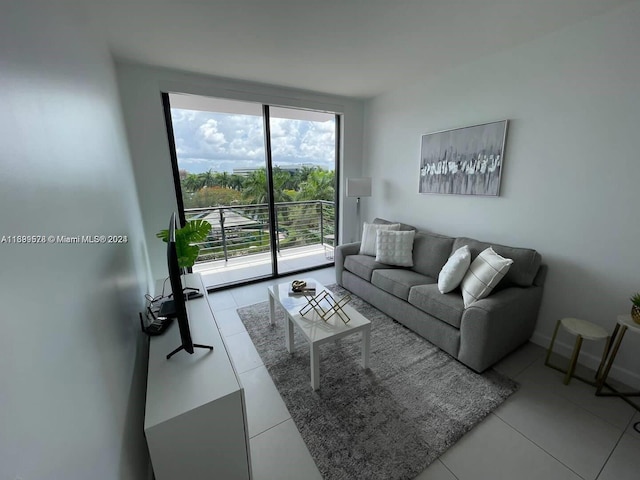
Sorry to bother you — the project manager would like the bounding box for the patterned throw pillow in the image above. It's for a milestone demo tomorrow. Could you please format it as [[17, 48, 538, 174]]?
[[461, 247, 513, 307], [359, 222, 400, 256], [438, 245, 471, 293], [375, 230, 415, 267]]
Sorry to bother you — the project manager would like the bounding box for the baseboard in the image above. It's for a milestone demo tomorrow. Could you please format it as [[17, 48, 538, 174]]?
[[530, 331, 640, 390]]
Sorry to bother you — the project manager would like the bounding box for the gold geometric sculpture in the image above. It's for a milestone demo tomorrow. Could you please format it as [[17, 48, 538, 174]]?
[[299, 290, 352, 324]]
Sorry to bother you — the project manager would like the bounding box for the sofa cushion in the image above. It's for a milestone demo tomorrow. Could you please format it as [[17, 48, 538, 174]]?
[[372, 269, 435, 301], [344, 254, 393, 282], [408, 284, 465, 329], [373, 217, 416, 231], [452, 237, 540, 288], [411, 232, 455, 278], [461, 247, 514, 307], [359, 222, 400, 256], [376, 230, 415, 267], [438, 245, 471, 293]]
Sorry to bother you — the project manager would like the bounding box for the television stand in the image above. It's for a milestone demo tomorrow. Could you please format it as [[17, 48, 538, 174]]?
[[145, 273, 252, 480], [166, 343, 213, 360], [183, 286, 203, 300]]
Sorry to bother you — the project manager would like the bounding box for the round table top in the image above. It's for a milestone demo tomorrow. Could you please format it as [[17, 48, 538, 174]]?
[[617, 314, 640, 332], [560, 317, 609, 340]]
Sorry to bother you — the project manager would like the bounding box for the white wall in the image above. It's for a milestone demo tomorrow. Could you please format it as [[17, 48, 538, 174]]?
[[116, 63, 365, 283], [0, 1, 151, 479], [363, 2, 640, 387]]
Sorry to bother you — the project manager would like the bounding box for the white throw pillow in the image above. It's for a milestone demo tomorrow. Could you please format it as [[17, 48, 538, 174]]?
[[375, 230, 415, 267], [461, 247, 513, 307], [438, 245, 471, 293], [359, 222, 400, 256]]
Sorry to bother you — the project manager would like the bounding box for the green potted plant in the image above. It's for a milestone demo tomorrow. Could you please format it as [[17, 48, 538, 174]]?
[[631, 293, 640, 324], [156, 219, 211, 269]]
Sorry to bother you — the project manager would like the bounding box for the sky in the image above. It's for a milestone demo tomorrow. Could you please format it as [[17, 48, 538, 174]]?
[[170, 109, 336, 174]]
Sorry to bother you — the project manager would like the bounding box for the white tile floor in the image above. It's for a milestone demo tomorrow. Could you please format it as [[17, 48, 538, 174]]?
[[209, 267, 640, 480]]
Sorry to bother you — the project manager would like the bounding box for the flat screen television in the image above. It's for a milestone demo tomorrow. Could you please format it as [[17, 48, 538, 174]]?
[[163, 212, 213, 360]]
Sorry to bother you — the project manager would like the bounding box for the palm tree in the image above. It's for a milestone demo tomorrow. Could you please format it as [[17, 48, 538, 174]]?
[[229, 174, 244, 191], [198, 169, 216, 188], [272, 168, 293, 203], [294, 165, 316, 186], [242, 169, 268, 204], [182, 173, 202, 192], [215, 171, 230, 188], [242, 168, 292, 204], [296, 169, 335, 201]]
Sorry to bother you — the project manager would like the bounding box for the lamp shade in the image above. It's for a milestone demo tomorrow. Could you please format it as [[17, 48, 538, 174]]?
[[346, 177, 372, 198]]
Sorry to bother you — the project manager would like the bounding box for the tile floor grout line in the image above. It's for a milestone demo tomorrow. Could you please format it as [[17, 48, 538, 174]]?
[[513, 363, 635, 432], [594, 429, 626, 480], [510, 352, 545, 379], [248, 417, 292, 440], [224, 329, 251, 339], [238, 363, 268, 376], [436, 458, 461, 480], [213, 304, 244, 313], [491, 413, 588, 479], [623, 411, 640, 431]]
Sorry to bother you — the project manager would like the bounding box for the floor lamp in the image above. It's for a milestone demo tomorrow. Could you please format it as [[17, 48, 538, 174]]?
[[346, 177, 372, 237]]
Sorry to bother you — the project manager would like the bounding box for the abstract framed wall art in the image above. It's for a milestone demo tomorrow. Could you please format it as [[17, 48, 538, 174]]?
[[419, 120, 508, 196]]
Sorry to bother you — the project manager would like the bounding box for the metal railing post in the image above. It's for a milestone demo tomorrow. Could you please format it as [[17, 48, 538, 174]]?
[[274, 204, 280, 253], [319, 201, 324, 244], [219, 207, 228, 262]]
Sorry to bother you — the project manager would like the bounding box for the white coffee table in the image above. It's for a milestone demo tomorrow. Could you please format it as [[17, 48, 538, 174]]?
[[268, 278, 371, 390]]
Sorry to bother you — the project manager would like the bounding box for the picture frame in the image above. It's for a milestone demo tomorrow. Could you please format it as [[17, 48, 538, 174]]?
[[419, 120, 508, 196]]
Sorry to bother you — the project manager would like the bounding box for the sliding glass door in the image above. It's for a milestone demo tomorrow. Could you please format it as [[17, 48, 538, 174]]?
[[163, 93, 338, 289], [268, 106, 337, 275]]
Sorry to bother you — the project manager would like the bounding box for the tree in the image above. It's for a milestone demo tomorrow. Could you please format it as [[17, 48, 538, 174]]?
[[241, 169, 268, 204], [186, 186, 242, 208], [296, 169, 335, 201], [182, 173, 202, 192], [229, 174, 244, 191], [198, 169, 217, 188], [272, 168, 293, 202], [241, 168, 292, 204], [294, 165, 316, 186], [215, 171, 230, 188]]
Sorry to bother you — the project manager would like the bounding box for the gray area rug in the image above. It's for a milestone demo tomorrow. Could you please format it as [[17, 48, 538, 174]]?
[[237, 285, 518, 480]]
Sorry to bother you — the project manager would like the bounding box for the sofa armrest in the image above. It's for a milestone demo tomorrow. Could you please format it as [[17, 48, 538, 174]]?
[[458, 285, 544, 372], [335, 242, 361, 286]]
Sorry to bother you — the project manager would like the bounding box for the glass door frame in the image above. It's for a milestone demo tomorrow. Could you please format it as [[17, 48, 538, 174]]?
[[262, 104, 279, 277], [161, 92, 341, 289]]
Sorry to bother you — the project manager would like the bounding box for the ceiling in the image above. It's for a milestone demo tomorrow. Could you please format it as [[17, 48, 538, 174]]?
[[87, 0, 632, 99]]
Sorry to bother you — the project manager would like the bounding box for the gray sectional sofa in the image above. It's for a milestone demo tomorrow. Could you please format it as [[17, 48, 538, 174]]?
[[335, 218, 547, 372]]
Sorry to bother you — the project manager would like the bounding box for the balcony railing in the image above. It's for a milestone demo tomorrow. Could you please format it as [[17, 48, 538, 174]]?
[[185, 200, 335, 265]]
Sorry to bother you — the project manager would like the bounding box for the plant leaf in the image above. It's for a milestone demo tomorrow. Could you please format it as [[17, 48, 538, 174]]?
[[178, 219, 211, 243], [156, 229, 169, 243], [156, 219, 212, 268]]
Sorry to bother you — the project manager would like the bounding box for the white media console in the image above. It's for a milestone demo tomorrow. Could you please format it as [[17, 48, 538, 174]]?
[[144, 274, 252, 479]]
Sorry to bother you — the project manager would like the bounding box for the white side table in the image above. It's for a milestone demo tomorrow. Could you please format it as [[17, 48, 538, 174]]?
[[545, 317, 611, 385], [595, 314, 640, 411]]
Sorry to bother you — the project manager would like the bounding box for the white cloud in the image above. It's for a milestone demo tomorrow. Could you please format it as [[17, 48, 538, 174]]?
[[170, 108, 335, 173], [198, 119, 227, 149]]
